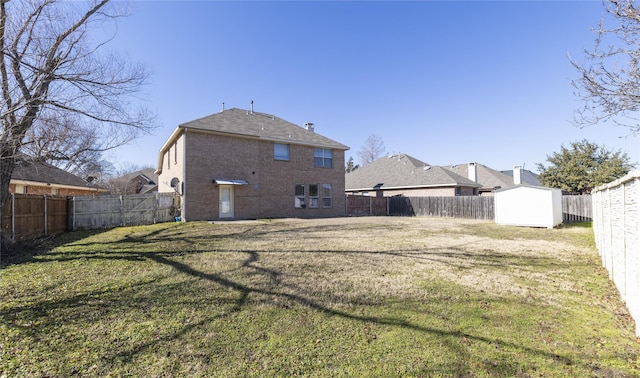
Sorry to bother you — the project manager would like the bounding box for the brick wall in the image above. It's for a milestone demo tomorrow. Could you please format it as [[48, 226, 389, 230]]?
[[177, 130, 345, 221], [9, 183, 103, 197]]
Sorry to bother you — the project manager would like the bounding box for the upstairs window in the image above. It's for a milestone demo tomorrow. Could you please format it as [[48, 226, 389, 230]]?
[[314, 148, 333, 168], [275, 143, 290, 161]]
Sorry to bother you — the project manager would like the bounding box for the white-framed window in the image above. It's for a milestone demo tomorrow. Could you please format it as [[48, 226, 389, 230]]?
[[295, 184, 305, 208], [174, 142, 178, 164], [309, 184, 319, 208], [166, 150, 171, 170], [275, 143, 290, 161], [314, 148, 333, 168], [322, 183, 332, 208]]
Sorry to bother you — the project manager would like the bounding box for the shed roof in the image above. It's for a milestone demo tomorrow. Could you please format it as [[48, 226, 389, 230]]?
[[494, 184, 559, 193]]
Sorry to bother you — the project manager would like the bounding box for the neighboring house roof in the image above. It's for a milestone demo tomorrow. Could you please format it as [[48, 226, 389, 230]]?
[[114, 168, 158, 194], [119, 168, 158, 185], [11, 157, 103, 191], [345, 153, 481, 191], [157, 108, 349, 173], [500, 168, 542, 186], [443, 163, 516, 191]]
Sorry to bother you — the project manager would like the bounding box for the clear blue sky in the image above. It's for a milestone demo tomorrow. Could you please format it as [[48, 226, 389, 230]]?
[[101, 0, 639, 174]]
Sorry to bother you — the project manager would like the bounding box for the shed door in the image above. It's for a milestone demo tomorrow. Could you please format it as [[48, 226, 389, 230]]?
[[219, 185, 234, 219]]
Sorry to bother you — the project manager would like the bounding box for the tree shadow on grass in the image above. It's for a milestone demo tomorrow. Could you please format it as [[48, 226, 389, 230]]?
[[1, 220, 621, 376], [0, 228, 111, 268], [97, 250, 573, 371]]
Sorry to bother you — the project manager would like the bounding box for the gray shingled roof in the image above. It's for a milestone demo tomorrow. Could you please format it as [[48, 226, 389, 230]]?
[[119, 168, 158, 185], [180, 108, 348, 150], [443, 163, 516, 191], [12, 158, 97, 188], [345, 153, 481, 191]]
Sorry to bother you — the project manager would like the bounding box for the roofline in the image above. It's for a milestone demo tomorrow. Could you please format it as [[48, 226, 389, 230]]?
[[494, 184, 555, 192], [346, 182, 482, 191], [182, 127, 349, 149], [11, 179, 107, 192]]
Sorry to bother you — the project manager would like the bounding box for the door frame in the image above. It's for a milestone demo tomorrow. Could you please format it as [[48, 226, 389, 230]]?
[[218, 184, 234, 219]]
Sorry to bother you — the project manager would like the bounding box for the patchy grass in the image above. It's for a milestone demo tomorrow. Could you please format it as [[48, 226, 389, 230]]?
[[1, 217, 638, 377]]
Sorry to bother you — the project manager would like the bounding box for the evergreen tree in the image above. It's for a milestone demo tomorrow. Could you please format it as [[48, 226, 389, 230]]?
[[345, 156, 359, 173], [536, 140, 633, 194]]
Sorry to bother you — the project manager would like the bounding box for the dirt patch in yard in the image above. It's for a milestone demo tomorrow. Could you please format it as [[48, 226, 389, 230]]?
[[205, 216, 600, 308]]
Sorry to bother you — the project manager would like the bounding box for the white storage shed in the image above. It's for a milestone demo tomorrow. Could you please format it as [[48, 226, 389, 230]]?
[[494, 184, 563, 228]]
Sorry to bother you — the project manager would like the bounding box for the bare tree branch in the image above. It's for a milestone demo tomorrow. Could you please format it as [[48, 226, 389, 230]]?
[[0, 0, 156, 243], [357, 134, 386, 166], [571, 0, 640, 134]]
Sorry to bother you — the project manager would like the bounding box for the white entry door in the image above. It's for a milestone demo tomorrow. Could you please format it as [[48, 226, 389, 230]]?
[[219, 185, 234, 219]]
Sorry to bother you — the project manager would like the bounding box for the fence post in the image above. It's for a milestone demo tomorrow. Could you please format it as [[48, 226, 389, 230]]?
[[72, 197, 76, 231], [120, 195, 124, 227], [44, 195, 48, 236], [154, 192, 159, 224], [10, 193, 15, 241]]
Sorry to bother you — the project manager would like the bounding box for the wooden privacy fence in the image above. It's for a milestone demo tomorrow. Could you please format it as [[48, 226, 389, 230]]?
[[562, 195, 592, 222], [345, 196, 388, 216], [70, 193, 177, 231], [2, 192, 179, 240], [390, 196, 495, 219], [2, 194, 68, 241], [591, 171, 640, 337], [346, 194, 591, 222]]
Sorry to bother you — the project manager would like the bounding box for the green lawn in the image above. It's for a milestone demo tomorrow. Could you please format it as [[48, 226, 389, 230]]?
[[1, 217, 638, 377]]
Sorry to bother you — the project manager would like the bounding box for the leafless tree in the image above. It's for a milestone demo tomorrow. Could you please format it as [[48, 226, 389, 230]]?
[[0, 0, 155, 240], [106, 162, 147, 194], [571, 0, 640, 134], [22, 112, 102, 172], [357, 134, 386, 166]]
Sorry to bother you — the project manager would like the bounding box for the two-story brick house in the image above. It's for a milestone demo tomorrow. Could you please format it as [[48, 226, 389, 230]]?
[[155, 107, 349, 221]]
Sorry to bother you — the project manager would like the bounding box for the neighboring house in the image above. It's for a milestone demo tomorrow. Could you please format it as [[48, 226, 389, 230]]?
[[443, 162, 529, 195], [155, 107, 349, 221], [345, 153, 481, 197], [111, 168, 158, 194], [10, 157, 106, 196]]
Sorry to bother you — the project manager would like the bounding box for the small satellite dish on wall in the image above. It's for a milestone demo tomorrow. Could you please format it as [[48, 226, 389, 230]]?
[[170, 177, 180, 188]]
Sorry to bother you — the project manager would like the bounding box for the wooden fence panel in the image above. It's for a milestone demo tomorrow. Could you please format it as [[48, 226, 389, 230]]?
[[71, 195, 123, 230], [46, 196, 68, 235], [350, 195, 591, 222], [1, 194, 68, 240], [388, 196, 495, 220], [346, 196, 387, 216], [70, 193, 178, 231], [123, 194, 156, 225], [562, 195, 592, 222]]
